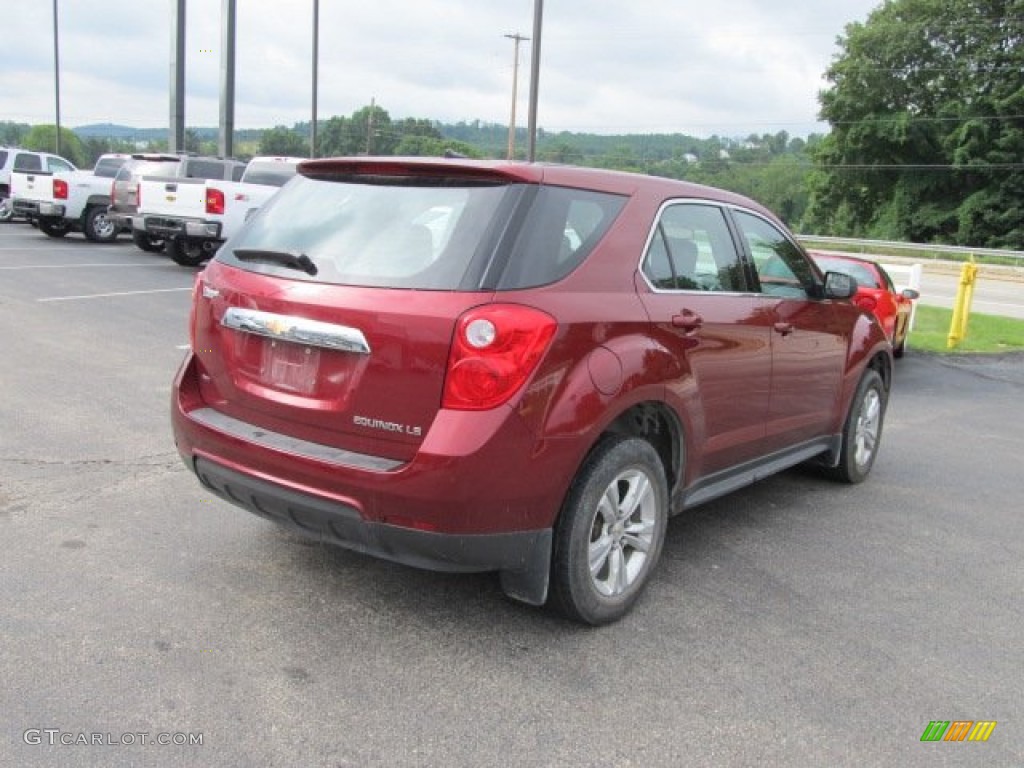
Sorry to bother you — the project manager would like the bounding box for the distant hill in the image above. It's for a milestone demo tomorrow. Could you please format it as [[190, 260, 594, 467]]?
[[74, 123, 167, 140]]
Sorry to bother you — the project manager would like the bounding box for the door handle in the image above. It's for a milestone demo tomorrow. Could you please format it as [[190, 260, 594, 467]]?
[[773, 321, 794, 336], [672, 310, 703, 332]]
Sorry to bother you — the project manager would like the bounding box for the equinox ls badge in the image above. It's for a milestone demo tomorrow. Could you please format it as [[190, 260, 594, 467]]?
[[353, 415, 422, 436]]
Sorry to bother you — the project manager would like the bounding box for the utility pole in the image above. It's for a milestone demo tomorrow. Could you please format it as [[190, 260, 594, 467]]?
[[218, 0, 237, 158], [169, 0, 186, 153], [527, 0, 544, 162], [311, 0, 319, 157], [504, 33, 529, 161], [52, 0, 61, 157]]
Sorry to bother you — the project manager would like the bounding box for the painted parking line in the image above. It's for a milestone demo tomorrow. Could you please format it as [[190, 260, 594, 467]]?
[[0, 263, 158, 270], [37, 287, 192, 302]]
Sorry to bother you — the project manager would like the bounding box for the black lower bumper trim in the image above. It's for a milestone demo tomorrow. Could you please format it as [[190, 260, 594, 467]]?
[[193, 457, 552, 602]]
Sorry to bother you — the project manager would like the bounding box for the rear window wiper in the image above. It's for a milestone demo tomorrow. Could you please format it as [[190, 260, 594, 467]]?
[[233, 248, 318, 276]]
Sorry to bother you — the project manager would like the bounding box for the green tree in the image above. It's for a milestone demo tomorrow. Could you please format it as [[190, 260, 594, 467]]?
[[1, 121, 30, 146], [259, 125, 309, 157], [805, 0, 1024, 247], [22, 125, 87, 167]]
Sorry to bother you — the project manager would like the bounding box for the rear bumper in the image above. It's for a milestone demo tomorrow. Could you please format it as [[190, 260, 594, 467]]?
[[143, 214, 221, 240], [170, 352, 580, 604], [193, 456, 551, 586], [12, 199, 41, 218]]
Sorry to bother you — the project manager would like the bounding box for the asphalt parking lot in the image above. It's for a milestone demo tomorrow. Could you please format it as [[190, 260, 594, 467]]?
[[2, 222, 1022, 767]]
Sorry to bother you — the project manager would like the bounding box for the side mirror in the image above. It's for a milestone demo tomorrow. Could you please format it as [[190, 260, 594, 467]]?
[[901, 288, 920, 300], [824, 271, 858, 299]]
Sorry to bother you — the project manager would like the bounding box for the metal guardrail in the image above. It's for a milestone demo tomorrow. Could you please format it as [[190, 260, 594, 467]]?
[[796, 235, 1024, 267]]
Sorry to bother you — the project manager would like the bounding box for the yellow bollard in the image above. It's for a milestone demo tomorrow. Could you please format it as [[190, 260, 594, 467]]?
[[947, 260, 979, 348]]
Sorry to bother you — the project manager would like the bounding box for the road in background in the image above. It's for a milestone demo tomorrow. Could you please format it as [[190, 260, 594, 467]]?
[[2, 222, 1023, 767]]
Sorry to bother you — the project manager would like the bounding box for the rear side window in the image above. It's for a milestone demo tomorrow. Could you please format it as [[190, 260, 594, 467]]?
[[218, 175, 514, 290], [0, 150, 9, 168], [496, 186, 626, 289], [14, 153, 42, 172], [642, 203, 745, 292]]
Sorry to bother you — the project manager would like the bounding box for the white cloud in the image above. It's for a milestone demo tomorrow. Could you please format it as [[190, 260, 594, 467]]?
[[0, 0, 880, 137]]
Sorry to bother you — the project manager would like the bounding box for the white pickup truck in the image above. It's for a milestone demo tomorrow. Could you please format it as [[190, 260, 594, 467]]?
[[135, 156, 303, 266], [10, 154, 130, 241]]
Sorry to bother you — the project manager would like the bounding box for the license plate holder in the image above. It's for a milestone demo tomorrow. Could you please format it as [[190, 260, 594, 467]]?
[[259, 339, 321, 394]]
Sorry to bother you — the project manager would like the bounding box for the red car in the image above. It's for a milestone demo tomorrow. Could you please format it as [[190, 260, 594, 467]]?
[[810, 253, 919, 357], [172, 159, 892, 624]]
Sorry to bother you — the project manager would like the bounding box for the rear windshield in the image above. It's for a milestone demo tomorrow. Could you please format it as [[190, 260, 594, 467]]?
[[0, 150, 8, 168], [117, 159, 180, 181], [217, 175, 626, 291], [94, 157, 128, 178], [241, 160, 299, 187]]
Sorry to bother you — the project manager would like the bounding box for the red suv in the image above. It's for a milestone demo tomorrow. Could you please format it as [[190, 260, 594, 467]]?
[[172, 159, 892, 624]]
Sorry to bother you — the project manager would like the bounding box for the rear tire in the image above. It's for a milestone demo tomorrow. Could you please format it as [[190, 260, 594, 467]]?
[[167, 237, 208, 267], [38, 219, 69, 238], [0, 198, 13, 222], [132, 230, 165, 253], [548, 436, 668, 625], [83, 206, 119, 243], [827, 369, 887, 484]]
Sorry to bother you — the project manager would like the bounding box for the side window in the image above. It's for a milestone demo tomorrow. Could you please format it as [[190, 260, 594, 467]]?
[[734, 211, 815, 299], [47, 157, 74, 173], [642, 203, 745, 292], [231, 164, 245, 181], [14, 153, 42, 172]]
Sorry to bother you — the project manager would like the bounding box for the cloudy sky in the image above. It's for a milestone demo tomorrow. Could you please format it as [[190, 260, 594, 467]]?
[[1, 0, 881, 138]]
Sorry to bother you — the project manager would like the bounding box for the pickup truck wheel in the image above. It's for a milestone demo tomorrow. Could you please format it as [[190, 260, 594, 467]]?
[[168, 237, 207, 267], [38, 219, 69, 238], [0, 198, 13, 222], [131, 231, 164, 253], [548, 436, 668, 625], [827, 369, 887, 484], [83, 206, 118, 243]]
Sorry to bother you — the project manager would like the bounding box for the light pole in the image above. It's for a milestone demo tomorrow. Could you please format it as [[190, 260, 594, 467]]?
[[53, 0, 61, 156], [311, 0, 318, 157], [504, 33, 528, 160], [526, 0, 543, 162]]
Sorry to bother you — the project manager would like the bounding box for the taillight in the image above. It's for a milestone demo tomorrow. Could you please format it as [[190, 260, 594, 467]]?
[[53, 179, 68, 199], [442, 304, 557, 411], [135, 182, 140, 206], [855, 295, 877, 312], [206, 188, 225, 215], [189, 273, 203, 349]]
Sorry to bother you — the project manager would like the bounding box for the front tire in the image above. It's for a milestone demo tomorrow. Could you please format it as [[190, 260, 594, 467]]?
[[828, 369, 887, 484], [83, 206, 119, 243], [549, 436, 668, 625], [38, 219, 69, 238]]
